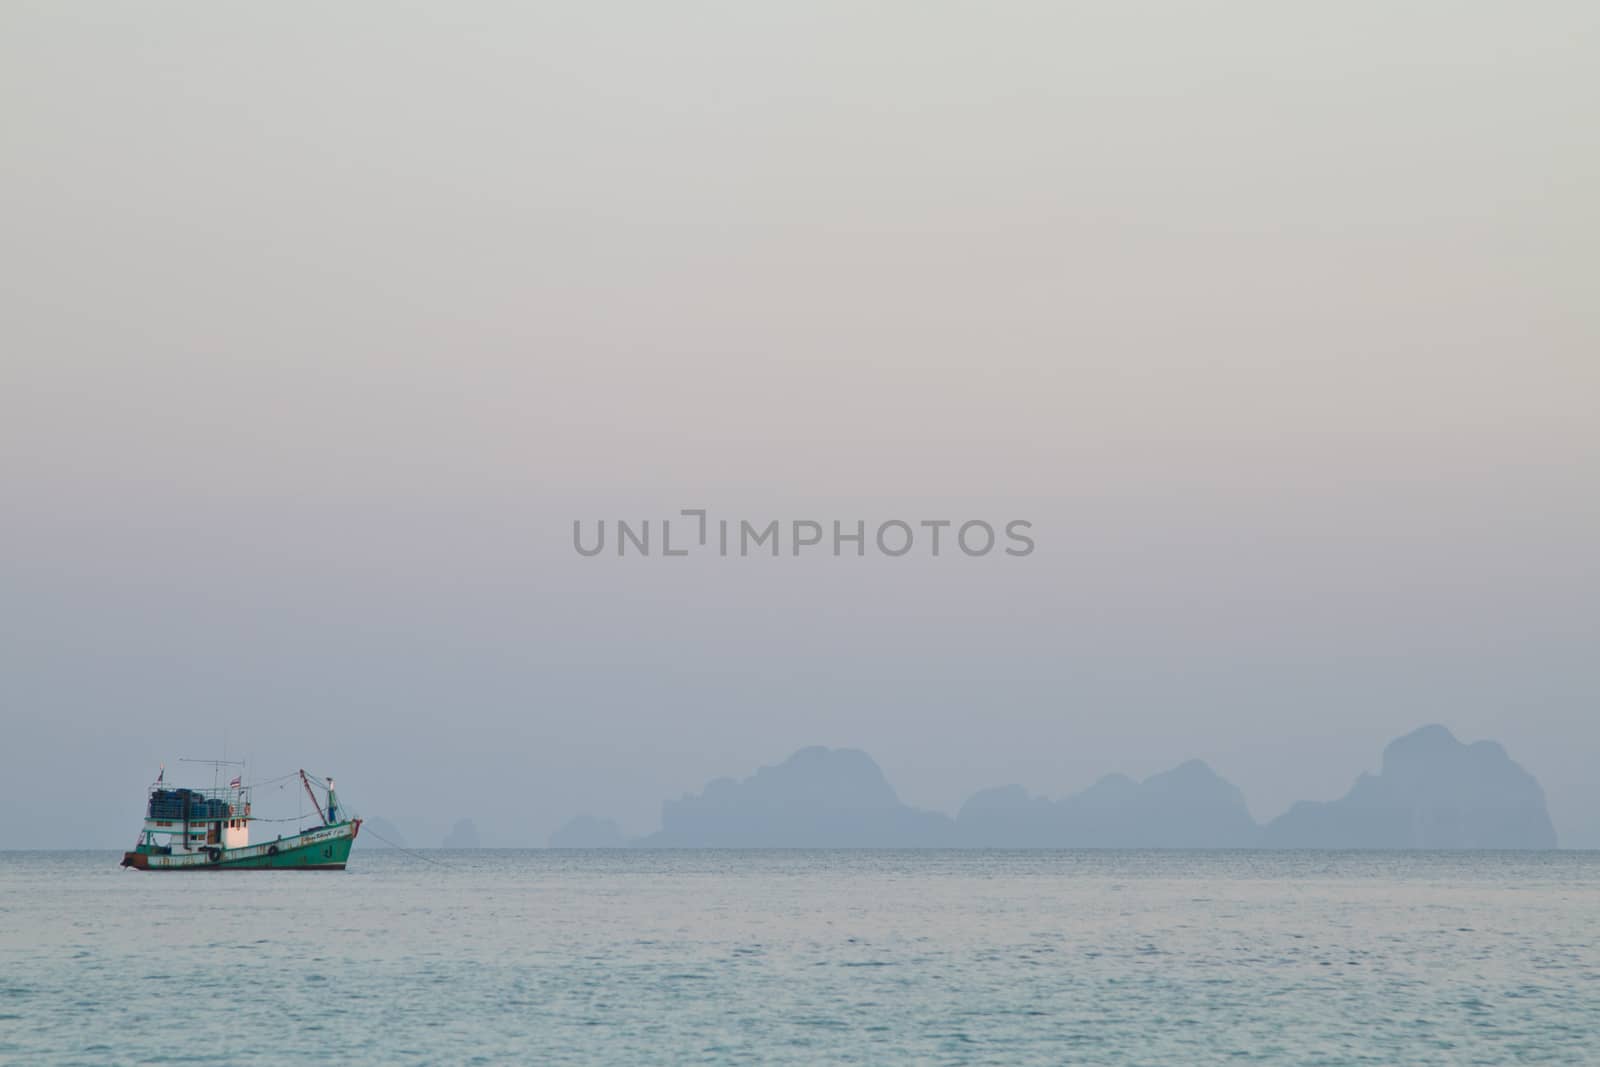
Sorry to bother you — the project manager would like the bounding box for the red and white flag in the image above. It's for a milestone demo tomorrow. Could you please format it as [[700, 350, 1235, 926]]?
[[229, 775, 242, 789]]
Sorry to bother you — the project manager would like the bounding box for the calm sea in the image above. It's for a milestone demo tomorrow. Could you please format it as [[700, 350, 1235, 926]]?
[[2, 850, 1597, 1065]]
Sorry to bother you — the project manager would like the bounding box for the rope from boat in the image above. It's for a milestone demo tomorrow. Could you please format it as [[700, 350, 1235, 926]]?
[[359, 822, 449, 866]]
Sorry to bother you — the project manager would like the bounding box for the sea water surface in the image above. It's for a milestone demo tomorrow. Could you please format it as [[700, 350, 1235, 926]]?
[[2, 850, 1597, 1065]]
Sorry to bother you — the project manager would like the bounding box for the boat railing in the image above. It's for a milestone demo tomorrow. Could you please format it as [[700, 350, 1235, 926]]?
[[148, 785, 246, 800], [146, 786, 252, 821]]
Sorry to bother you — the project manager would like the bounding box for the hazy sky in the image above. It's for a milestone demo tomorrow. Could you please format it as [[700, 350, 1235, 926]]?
[[3, 3, 1597, 848]]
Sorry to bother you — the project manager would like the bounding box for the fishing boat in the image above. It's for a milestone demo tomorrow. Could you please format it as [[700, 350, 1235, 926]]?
[[121, 767, 361, 871]]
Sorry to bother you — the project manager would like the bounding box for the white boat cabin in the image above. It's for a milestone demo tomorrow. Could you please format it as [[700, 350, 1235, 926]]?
[[140, 785, 250, 855]]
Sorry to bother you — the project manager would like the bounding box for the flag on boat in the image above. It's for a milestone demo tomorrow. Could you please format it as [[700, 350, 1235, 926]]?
[[230, 775, 242, 789]]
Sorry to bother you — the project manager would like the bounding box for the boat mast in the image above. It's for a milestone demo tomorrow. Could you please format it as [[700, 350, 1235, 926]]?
[[299, 769, 328, 824]]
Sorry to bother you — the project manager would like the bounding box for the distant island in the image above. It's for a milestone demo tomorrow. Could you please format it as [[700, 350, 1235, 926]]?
[[955, 759, 1259, 848], [638, 747, 953, 848], [546, 726, 1557, 850], [1261, 725, 1557, 849]]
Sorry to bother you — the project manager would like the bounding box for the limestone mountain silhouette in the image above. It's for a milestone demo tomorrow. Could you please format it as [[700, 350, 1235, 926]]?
[[957, 759, 1260, 847], [571, 727, 1557, 849], [1262, 725, 1557, 849], [639, 746, 953, 847]]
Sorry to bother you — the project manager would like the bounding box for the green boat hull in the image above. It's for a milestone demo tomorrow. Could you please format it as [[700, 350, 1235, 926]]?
[[122, 820, 361, 871]]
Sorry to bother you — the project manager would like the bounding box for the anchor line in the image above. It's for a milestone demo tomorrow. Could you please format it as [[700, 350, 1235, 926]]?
[[358, 823, 449, 866], [293, 772, 447, 864]]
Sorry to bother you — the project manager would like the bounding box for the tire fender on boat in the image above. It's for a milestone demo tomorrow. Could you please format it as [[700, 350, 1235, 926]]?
[[206, 847, 222, 864], [267, 844, 279, 856]]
